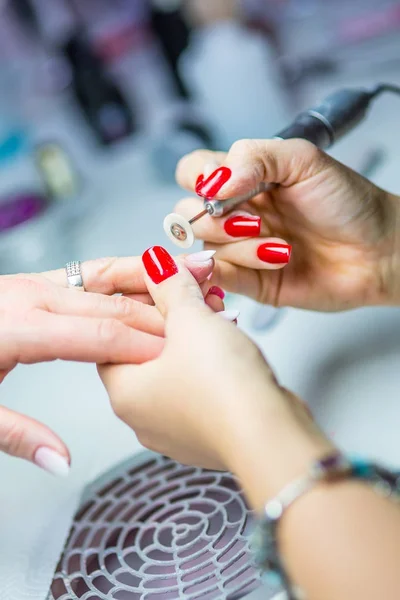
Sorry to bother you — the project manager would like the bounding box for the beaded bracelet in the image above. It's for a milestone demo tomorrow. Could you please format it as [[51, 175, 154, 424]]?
[[251, 452, 400, 600]]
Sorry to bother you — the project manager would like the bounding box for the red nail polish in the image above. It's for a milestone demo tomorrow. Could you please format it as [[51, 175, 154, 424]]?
[[224, 214, 261, 238], [142, 246, 178, 284], [257, 243, 292, 264], [208, 286, 225, 300], [195, 174, 204, 189], [195, 167, 232, 198]]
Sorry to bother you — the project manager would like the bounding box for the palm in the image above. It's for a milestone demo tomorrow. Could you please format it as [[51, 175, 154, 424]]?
[[247, 163, 393, 310]]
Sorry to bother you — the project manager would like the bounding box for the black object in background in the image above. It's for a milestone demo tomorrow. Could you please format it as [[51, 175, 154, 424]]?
[[9, 0, 41, 37], [63, 33, 135, 146], [150, 2, 191, 99]]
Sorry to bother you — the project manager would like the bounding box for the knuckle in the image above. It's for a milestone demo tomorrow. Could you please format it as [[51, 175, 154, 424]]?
[[94, 256, 118, 275], [286, 139, 330, 172], [113, 295, 134, 318], [3, 419, 25, 457], [90, 257, 119, 293], [97, 318, 123, 344]]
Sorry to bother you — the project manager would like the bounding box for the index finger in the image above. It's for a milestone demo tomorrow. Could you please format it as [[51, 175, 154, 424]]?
[[176, 138, 331, 200], [39, 255, 217, 295]]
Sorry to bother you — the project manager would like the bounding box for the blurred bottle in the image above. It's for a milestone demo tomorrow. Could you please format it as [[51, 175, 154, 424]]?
[[34, 142, 81, 202], [0, 136, 82, 275]]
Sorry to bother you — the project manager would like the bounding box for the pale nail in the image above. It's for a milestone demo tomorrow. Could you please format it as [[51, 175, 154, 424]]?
[[186, 250, 216, 264], [34, 447, 70, 478], [219, 309, 240, 321]]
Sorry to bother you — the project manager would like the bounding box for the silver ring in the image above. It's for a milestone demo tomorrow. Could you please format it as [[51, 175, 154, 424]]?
[[65, 261, 85, 290]]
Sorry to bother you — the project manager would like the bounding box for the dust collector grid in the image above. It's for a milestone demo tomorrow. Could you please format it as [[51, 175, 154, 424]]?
[[48, 452, 274, 599]]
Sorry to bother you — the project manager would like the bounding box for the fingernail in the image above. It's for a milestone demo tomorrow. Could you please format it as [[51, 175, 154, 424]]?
[[34, 447, 70, 477], [208, 286, 225, 300], [195, 167, 232, 198], [257, 243, 292, 264], [219, 309, 240, 321], [195, 174, 204, 188], [224, 214, 261, 238], [186, 250, 216, 264], [142, 246, 178, 284]]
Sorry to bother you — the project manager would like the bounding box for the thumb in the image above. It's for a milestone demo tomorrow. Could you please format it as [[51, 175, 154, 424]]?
[[0, 406, 70, 477], [142, 246, 212, 319], [191, 138, 331, 199]]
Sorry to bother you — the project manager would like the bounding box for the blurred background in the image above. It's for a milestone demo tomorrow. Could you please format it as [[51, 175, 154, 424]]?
[[0, 0, 399, 277]]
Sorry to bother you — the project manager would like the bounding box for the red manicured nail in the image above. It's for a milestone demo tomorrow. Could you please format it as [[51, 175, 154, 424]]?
[[195, 167, 232, 198], [195, 174, 204, 188], [142, 246, 178, 284], [208, 286, 225, 300], [224, 214, 261, 238], [257, 243, 292, 264]]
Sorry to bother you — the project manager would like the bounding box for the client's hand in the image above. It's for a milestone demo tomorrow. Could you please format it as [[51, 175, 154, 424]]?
[[175, 139, 399, 310], [99, 247, 328, 477], [0, 253, 218, 476]]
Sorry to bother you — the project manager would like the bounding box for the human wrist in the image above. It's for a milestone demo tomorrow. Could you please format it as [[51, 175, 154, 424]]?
[[220, 391, 335, 513]]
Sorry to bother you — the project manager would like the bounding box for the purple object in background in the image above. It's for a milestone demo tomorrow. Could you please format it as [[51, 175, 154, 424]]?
[[0, 192, 46, 232], [339, 3, 400, 44]]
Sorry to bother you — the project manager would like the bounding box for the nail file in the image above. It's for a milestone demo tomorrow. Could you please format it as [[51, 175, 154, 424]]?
[[163, 212, 195, 248]]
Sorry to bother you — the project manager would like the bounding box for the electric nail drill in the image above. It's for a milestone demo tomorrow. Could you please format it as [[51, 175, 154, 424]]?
[[164, 83, 400, 248]]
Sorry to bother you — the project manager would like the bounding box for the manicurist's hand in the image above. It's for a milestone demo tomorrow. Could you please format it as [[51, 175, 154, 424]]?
[[0, 253, 218, 476], [175, 138, 400, 310], [98, 248, 400, 600], [99, 246, 330, 482]]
